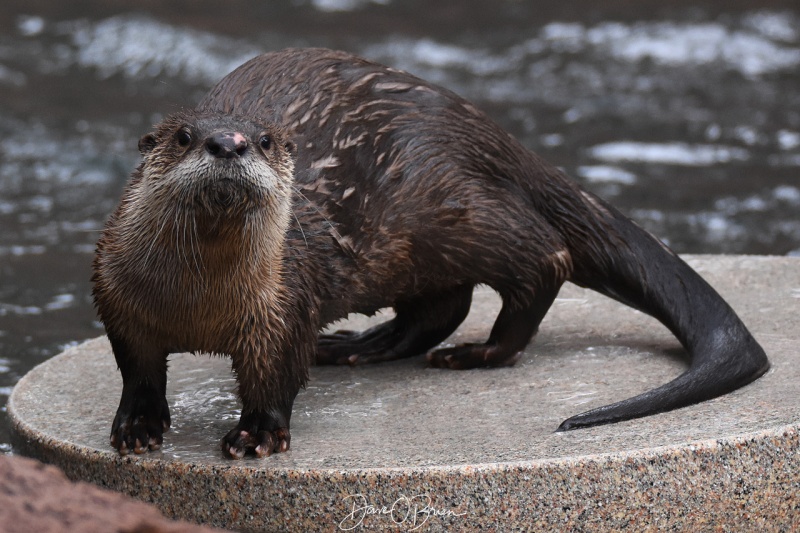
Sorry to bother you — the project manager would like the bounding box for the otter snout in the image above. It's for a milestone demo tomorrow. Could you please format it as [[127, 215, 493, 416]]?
[[205, 132, 248, 159]]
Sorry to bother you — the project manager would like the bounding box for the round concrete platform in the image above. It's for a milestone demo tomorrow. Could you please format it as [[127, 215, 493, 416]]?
[[9, 256, 800, 531]]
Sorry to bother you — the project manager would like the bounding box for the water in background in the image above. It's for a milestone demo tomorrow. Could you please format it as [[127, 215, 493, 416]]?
[[1, 0, 799, 452]]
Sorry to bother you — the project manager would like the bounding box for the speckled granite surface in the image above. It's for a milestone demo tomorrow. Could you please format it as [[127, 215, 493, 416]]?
[[9, 256, 800, 531]]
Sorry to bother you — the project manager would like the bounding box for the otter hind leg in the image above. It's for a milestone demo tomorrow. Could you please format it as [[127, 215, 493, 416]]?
[[316, 285, 473, 365], [427, 282, 560, 370]]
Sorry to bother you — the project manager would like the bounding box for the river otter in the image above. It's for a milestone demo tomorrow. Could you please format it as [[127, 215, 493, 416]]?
[[93, 48, 769, 459]]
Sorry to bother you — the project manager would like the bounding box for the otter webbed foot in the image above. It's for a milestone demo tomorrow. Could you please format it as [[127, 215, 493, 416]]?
[[427, 285, 560, 370], [221, 411, 291, 459], [427, 344, 522, 369], [317, 325, 409, 365], [110, 386, 171, 455]]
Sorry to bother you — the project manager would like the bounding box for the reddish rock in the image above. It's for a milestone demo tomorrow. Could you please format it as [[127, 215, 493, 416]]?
[[0, 454, 221, 533]]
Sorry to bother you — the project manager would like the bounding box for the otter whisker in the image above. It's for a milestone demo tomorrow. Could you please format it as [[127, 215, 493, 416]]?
[[189, 210, 206, 286], [143, 208, 172, 272], [176, 202, 201, 285], [180, 183, 205, 286], [291, 209, 308, 249], [291, 185, 343, 242]]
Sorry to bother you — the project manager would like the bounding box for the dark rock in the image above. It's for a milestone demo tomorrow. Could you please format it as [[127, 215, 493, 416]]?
[[0, 454, 222, 533]]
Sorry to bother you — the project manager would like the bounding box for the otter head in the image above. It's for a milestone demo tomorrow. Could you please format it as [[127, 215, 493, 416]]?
[[118, 112, 295, 276], [138, 111, 295, 219]]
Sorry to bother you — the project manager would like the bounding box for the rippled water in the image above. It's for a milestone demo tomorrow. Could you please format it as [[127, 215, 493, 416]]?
[[1, 1, 798, 451]]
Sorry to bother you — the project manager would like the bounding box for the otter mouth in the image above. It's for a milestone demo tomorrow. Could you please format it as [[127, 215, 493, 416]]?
[[205, 178, 240, 209], [196, 177, 263, 216]]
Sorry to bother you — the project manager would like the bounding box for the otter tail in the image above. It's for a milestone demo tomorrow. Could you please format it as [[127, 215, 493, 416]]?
[[550, 189, 770, 431]]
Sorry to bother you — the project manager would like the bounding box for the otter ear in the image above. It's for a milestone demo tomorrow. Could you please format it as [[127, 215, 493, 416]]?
[[284, 140, 297, 157], [138, 133, 157, 155]]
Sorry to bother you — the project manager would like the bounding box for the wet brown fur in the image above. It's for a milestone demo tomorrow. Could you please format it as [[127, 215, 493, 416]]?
[[94, 48, 769, 458], [94, 112, 314, 456]]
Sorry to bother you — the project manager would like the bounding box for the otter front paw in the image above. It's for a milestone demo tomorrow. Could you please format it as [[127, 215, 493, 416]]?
[[221, 411, 291, 459], [110, 389, 171, 455]]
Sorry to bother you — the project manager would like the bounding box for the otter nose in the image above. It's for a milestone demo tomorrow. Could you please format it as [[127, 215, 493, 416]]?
[[205, 132, 248, 159]]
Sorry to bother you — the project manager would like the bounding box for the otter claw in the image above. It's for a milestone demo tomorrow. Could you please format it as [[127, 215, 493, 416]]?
[[222, 424, 290, 459], [254, 431, 276, 458], [134, 439, 147, 454], [117, 440, 129, 456]]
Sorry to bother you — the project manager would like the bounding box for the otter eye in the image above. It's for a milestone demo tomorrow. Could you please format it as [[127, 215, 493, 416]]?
[[259, 135, 271, 151], [176, 129, 192, 147]]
